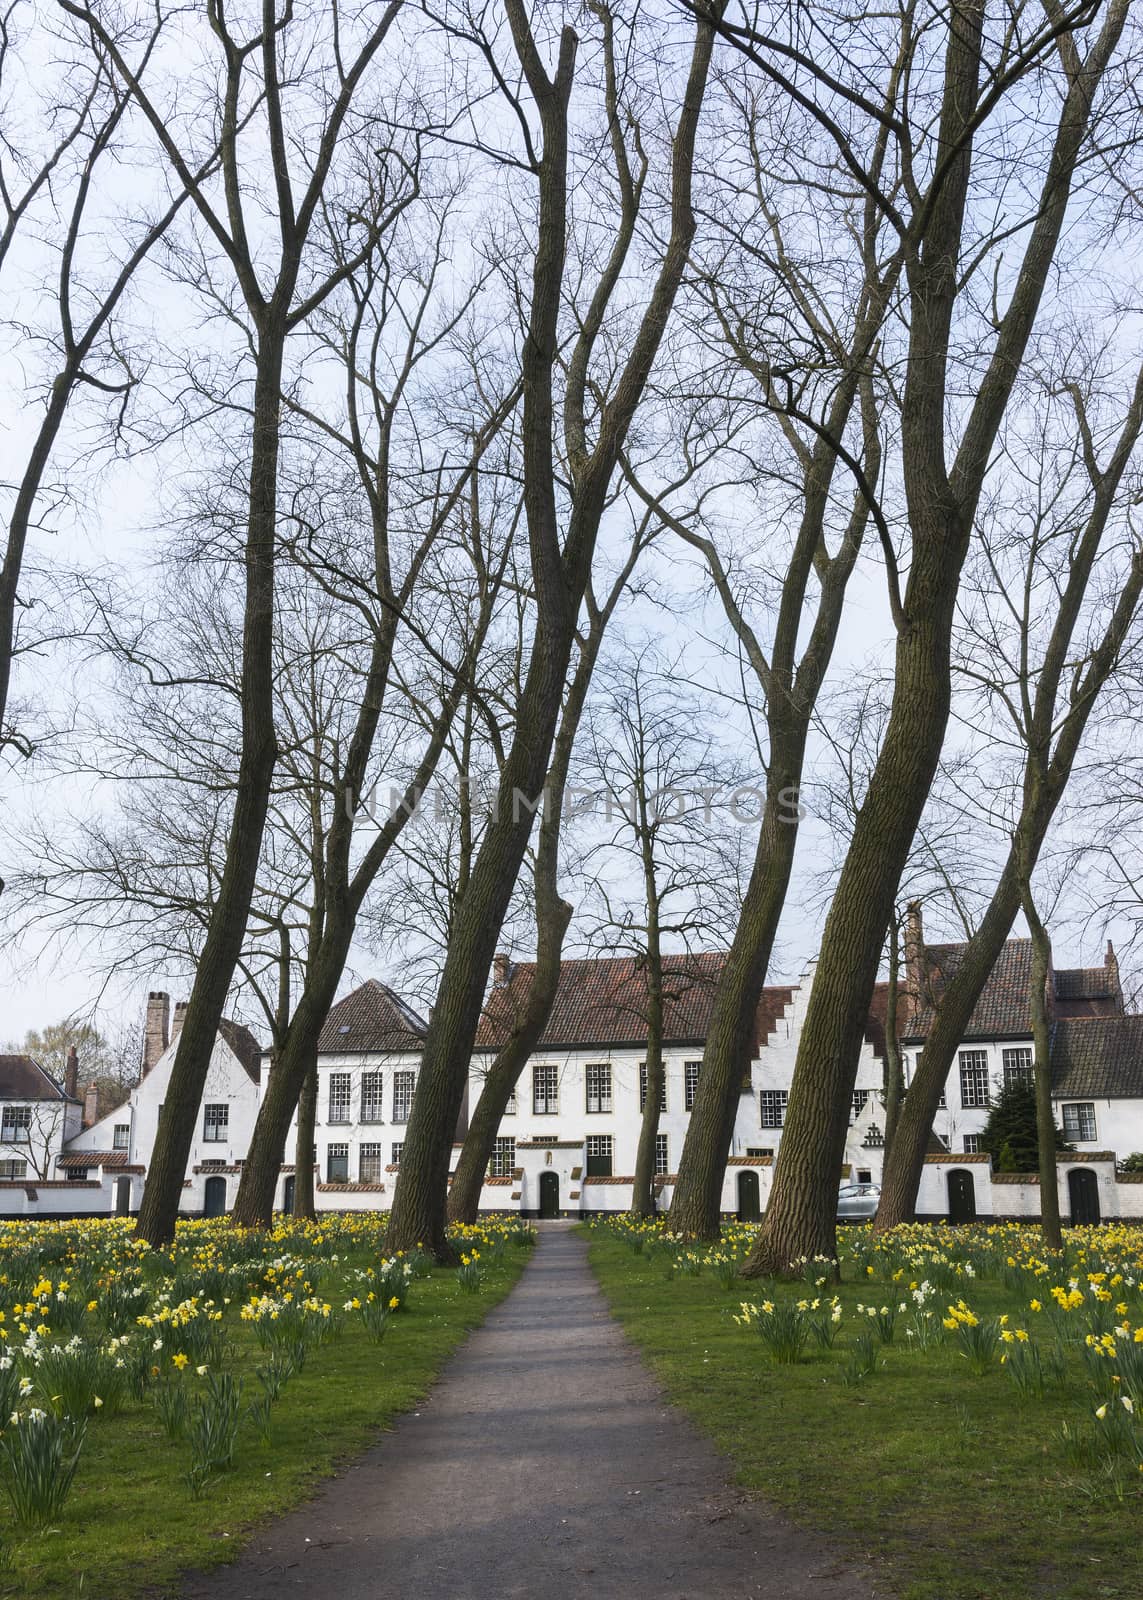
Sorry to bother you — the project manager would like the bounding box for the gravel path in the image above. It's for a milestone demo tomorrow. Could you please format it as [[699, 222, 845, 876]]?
[[179, 1222, 888, 1600]]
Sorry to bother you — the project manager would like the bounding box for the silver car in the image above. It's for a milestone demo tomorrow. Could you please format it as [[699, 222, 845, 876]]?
[[837, 1182, 880, 1221]]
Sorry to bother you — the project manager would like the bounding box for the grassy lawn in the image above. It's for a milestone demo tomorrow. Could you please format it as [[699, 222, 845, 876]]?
[[0, 1216, 530, 1600], [586, 1219, 1143, 1600]]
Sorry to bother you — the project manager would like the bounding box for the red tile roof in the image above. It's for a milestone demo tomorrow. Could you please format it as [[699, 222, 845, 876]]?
[[475, 953, 794, 1052], [905, 939, 1035, 1042], [317, 980, 427, 1055]]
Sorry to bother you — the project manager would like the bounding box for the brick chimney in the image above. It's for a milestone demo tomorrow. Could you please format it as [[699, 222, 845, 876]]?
[[903, 901, 925, 1026], [142, 991, 170, 1075], [492, 952, 511, 986], [83, 1081, 100, 1128], [170, 1000, 189, 1043], [64, 1045, 80, 1101]]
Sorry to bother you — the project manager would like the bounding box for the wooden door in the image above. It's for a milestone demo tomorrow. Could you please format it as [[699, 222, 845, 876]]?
[[737, 1169, 760, 1222], [203, 1175, 227, 1218], [947, 1168, 976, 1223], [539, 1170, 560, 1218], [1068, 1167, 1100, 1225]]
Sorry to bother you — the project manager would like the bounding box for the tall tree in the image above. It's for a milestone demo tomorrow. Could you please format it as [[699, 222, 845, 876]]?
[[729, 0, 1133, 1275], [64, 0, 408, 1242], [386, 0, 724, 1258]]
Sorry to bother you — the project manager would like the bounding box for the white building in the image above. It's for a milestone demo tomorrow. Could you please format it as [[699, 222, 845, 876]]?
[[0, 1052, 83, 1190]]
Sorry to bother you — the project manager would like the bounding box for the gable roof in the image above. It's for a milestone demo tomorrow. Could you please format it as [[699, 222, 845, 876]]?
[[0, 1055, 73, 1102], [316, 980, 428, 1055], [216, 1020, 263, 1084], [904, 939, 1035, 1043], [475, 953, 794, 1053], [1051, 1015, 1143, 1099]]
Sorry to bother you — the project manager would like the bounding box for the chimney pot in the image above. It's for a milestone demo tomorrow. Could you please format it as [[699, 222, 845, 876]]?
[[493, 952, 511, 986], [170, 1000, 189, 1043]]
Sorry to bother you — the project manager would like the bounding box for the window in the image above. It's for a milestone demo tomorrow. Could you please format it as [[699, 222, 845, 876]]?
[[654, 1133, 669, 1176], [746, 1146, 773, 1158], [533, 1063, 559, 1115], [586, 1062, 612, 1114], [938, 1088, 947, 1109], [326, 1143, 349, 1182], [585, 1134, 613, 1177], [958, 1050, 990, 1109], [963, 1134, 981, 1154], [203, 1103, 228, 1142], [505, 1088, 517, 1114], [851, 1089, 869, 1123], [760, 1089, 788, 1129], [360, 1072, 384, 1123], [391, 1142, 403, 1166], [392, 1071, 416, 1124], [359, 1143, 383, 1183], [112, 1122, 130, 1150], [328, 1073, 352, 1123], [639, 1063, 667, 1113], [1, 1107, 31, 1143], [684, 1060, 702, 1111], [1003, 1047, 1033, 1088], [0, 1158, 27, 1179], [490, 1136, 516, 1178], [1063, 1102, 1097, 1142], [856, 1167, 873, 1184]]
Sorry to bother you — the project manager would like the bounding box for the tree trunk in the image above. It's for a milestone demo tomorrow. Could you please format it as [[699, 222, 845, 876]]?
[[631, 923, 665, 1219], [136, 331, 283, 1245], [1022, 884, 1062, 1251], [293, 1055, 318, 1222], [447, 894, 572, 1225], [882, 917, 905, 1158]]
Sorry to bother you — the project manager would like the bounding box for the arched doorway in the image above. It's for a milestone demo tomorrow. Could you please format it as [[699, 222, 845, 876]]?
[[203, 1175, 227, 1218], [114, 1176, 132, 1217], [1068, 1167, 1101, 1225], [737, 1169, 761, 1222], [947, 1168, 976, 1223], [539, 1170, 560, 1219], [282, 1175, 296, 1216]]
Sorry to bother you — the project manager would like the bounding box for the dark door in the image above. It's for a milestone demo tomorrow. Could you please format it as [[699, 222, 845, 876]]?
[[737, 1169, 761, 1222], [114, 1176, 132, 1217], [282, 1175, 295, 1216], [1068, 1167, 1100, 1225], [539, 1170, 560, 1219], [203, 1175, 227, 1218], [947, 1168, 976, 1223]]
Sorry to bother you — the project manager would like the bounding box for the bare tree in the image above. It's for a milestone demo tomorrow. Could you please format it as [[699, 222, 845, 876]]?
[[386, 0, 725, 1258], [720, 0, 1136, 1275]]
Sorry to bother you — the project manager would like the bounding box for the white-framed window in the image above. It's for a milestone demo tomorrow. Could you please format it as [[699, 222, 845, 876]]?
[[391, 1142, 403, 1166], [533, 1063, 558, 1115], [392, 1071, 416, 1124], [1063, 1102, 1097, 1142], [505, 1087, 517, 1114], [359, 1143, 383, 1183], [69, 1167, 89, 1182], [360, 1072, 384, 1123], [746, 1146, 773, 1158], [654, 1133, 669, 1176], [327, 1143, 349, 1182], [1, 1107, 31, 1143], [684, 1060, 702, 1111], [938, 1087, 947, 1108], [112, 1122, 130, 1150], [586, 1062, 612, 1114], [760, 1089, 788, 1129], [490, 1136, 516, 1178], [203, 1103, 228, 1142], [958, 1050, 990, 1109], [585, 1134, 613, 1177], [963, 1134, 981, 1154], [851, 1089, 869, 1122], [1002, 1047, 1033, 1088], [639, 1062, 667, 1113], [328, 1073, 352, 1123], [0, 1158, 27, 1179]]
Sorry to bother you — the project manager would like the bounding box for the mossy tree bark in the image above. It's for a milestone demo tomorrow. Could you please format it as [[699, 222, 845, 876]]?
[[1022, 885, 1063, 1252]]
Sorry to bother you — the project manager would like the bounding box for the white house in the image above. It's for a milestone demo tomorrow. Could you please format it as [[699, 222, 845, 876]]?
[[268, 979, 428, 1214], [0, 1052, 83, 1188], [58, 992, 263, 1217]]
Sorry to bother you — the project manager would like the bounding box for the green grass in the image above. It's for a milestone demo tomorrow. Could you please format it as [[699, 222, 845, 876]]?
[[585, 1227, 1143, 1600], [0, 1253, 526, 1600]]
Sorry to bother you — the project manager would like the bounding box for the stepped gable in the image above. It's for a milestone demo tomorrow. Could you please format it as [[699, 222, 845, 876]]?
[[317, 980, 428, 1055]]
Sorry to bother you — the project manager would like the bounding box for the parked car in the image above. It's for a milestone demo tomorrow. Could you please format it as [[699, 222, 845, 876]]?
[[837, 1182, 880, 1221]]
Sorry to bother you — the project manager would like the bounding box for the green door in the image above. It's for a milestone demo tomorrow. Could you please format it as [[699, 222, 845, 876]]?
[[203, 1176, 227, 1218], [539, 1170, 560, 1218], [947, 1168, 976, 1223], [1068, 1167, 1100, 1225], [737, 1170, 761, 1222]]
